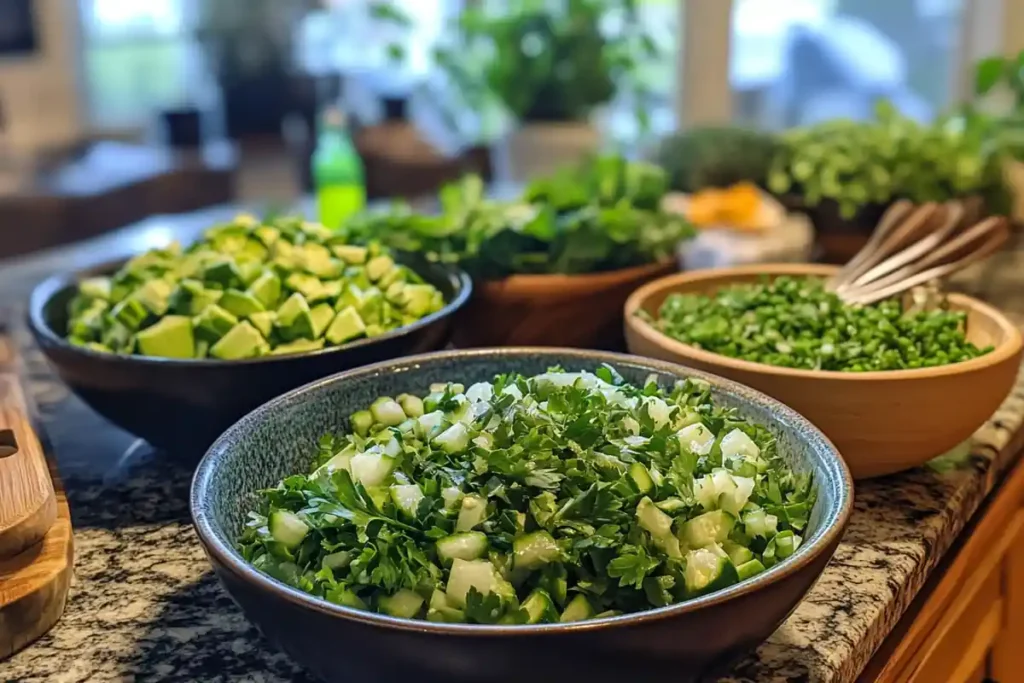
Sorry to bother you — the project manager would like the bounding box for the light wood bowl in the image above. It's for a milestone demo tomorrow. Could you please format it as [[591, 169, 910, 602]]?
[[453, 260, 676, 349], [624, 264, 1024, 479]]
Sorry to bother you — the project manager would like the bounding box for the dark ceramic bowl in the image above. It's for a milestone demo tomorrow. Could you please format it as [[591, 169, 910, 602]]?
[[191, 348, 853, 683], [27, 257, 471, 456]]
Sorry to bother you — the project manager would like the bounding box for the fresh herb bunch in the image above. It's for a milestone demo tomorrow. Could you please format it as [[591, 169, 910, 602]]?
[[654, 126, 782, 192], [341, 156, 692, 279], [65, 215, 444, 359], [239, 366, 815, 624], [767, 101, 1008, 219], [644, 277, 990, 372]]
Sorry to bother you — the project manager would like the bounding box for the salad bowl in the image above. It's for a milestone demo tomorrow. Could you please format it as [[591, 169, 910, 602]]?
[[624, 263, 1023, 478], [192, 348, 852, 683], [27, 256, 471, 456]]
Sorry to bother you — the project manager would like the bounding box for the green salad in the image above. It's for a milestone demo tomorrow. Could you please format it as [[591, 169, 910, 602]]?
[[340, 156, 693, 279], [644, 276, 989, 372], [239, 366, 815, 624], [65, 215, 445, 359]]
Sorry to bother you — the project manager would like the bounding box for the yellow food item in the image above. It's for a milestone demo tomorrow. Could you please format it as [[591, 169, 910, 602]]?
[[686, 183, 766, 231]]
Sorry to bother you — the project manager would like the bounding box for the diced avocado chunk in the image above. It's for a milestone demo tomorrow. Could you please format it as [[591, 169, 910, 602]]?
[[402, 284, 439, 317], [332, 244, 368, 264], [134, 279, 174, 316], [135, 315, 195, 359], [302, 243, 344, 279], [247, 310, 277, 338], [284, 272, 325, 302], [366, 255, 395, 282], [253, 225, 280, 247], [219, 289, 266, 318], [202, 259, 243, 289], [210, 321, 269, 360], [270, 338, 325, 356], [325, 306, 366, 345], [310, 303, 335, 339], [275, 292, 315, 341], [194, 304, 239, 343], [111, 297, 150, 331], [79, 277, 112, 300], [246, 271, 282, 308]]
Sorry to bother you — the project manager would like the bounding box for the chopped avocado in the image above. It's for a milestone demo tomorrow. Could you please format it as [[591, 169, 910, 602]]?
[[310, 303, 335, 339], [194, 304, 239, 343], [271, 240, 303, 271], [285, 272, 326, 302], [332, 244, 368, 264], [403, 284, 439, 317], [253, 225, 280, 247], [202, 259, 243, 289], [246, 271, 281, 308], [301, 243, 344, 279], [325, 306, 366, 345], [248, 310, 277, 338], [135, 316, 195, 359], [219, 289, 266, 318], [194, 339, 210, 359], [134, 279, 174, 316], [79, 277, 112, 300], [110, 298, 150, 331], [335, 283, 364, 311], [210, 321, 269, 360], [236, 260, 264, 286], [275, 292, 315, 341], [270, 338, 325, 355], [366, 255, 395, 282]]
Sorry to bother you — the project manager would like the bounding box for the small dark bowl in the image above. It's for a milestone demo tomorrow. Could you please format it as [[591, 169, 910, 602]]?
[[191, 348, 853, 683], [27, 257, 471, 456]]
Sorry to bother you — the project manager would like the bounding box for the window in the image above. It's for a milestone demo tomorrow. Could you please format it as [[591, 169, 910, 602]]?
[[80, 0, 203, 128], [728, 0, 966, 128]]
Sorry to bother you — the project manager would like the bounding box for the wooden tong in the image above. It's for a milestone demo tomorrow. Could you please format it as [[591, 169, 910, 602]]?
[[827, 199, 1010, 306]]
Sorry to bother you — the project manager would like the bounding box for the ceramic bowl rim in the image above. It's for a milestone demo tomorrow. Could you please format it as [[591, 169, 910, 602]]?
[[191, 347, 853, 636], [625, 263, 1024, 382], [26, 256, 472, 367]]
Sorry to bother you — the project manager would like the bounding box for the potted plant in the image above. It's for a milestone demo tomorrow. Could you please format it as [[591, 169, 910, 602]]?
[[766, 100, 1009, 262], [379, 0, 657, 183], [653, 126, 782, 193], [342, 155, 692, 349]]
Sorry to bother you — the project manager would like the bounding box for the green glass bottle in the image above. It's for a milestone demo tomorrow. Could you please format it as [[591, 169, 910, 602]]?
[[313, 107, 365, 229]]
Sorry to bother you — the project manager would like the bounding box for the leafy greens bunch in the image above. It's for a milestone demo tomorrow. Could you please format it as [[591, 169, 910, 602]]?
[[341, 156, 692, 278], [767, 101, 1009, 219], [644, 276, 990, 372], [240, 366, 815, 624]]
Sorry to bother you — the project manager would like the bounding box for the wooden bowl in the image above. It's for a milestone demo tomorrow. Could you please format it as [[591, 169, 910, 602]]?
[[624, 264, 1024, 479], [453, 260, 676, 350]]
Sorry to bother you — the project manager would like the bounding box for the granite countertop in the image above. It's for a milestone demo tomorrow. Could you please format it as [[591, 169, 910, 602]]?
[[3, 218, 1024, 683]]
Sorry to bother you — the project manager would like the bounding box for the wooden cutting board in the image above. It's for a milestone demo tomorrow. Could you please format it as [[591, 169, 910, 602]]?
[[0, 332, 73, 660]]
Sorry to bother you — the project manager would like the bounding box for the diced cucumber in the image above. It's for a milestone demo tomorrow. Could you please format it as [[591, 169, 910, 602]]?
[[559, 594, 595, 623], [629, 461, 654, 494], [441, 486, 463, 511], [327, 587, 367, 610], [656, 498, 687, 513], [445, 558, 515, 608], [735, 559, 767, 581], [322, 551, 352, 571], [762, 537, 778, 568], [683, 547, 739, 598], [521, 589, 558, 624], [390, 484, 424, 519], [774, 530, 801, 559], [717, 472, 755, 516], [513, 531, 562, 571], [349, 450, 396, 487], [378, 589, 425, 619], [268, 510, 309, 550], [427, 589, 466, 623], [397, 393, 424, 418], [455, 494, 487, 532], [742, 508, 778, 538], [370, 397, 406, 427], [720, 428, 761, 461], [636, 496, 682, 558], [416, 411, 446, 440], [676, 422, 716, 455], [681, 509, 736, 548], [436, 532, 489, 565], [433, 422, 470, 454], [722, 540, 755, 566], [314, 445, 356, 477], [351, 410, 374, 436], [465, 382, 494, 404]]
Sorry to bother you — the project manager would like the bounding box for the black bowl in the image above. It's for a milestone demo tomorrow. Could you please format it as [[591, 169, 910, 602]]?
[[192, 348, 853, 683], [27, 257, 471, 456]]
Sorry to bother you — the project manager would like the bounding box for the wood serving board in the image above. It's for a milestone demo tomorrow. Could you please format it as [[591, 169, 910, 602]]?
[[0, 332, 74, 660]]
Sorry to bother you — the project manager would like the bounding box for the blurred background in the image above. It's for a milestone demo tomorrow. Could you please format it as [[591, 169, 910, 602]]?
[[0, 0, 1022, 260]]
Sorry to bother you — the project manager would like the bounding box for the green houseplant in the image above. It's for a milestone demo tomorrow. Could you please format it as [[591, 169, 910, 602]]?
[[380, 0, 658, 181], [653, 126, 782, 192]]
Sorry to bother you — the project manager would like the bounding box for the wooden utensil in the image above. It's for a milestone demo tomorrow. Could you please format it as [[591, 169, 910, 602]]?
[[826, 199, 916, 290], [0, 332, 73, 661]]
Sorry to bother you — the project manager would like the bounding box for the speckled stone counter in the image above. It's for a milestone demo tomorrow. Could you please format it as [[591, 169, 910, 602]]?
[[3, 217, 1024, 683]]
